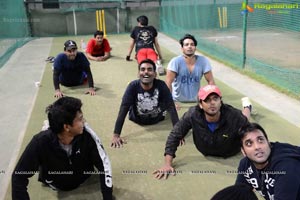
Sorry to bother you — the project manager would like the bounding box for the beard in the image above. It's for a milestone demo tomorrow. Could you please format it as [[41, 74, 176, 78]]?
[[252, 159, 268, 166], [205, 111, 216, 117], [248, 156, 269, 170], [68, 55, 76, 60], [243, 144, 271, 169], [183, 50, 195, 58], [204, 108, 220, 117]]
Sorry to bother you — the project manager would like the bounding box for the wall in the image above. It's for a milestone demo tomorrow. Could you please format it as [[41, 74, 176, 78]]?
[[26, 1, 160, 36]]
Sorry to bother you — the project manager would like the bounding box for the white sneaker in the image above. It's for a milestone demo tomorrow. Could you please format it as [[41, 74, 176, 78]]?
[[241, 97, 257, 115], [156, 60, 166, 76], [41, 120, 49, 131], [241, 97, 252, 113]]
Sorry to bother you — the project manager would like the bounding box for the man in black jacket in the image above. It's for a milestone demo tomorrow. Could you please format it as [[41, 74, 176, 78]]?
[[236, 122, 300, 200], [12, 97, 113, 200], [153, 85, 251, 179]]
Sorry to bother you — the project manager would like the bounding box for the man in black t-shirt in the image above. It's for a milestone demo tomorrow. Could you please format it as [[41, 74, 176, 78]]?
[[126, 15, 163, 64], [111, 59, 179, 148]]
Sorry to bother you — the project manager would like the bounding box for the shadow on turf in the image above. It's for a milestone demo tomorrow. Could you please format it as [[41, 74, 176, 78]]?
[[59, 83, 119, 99], [56, 175, 147, 200]]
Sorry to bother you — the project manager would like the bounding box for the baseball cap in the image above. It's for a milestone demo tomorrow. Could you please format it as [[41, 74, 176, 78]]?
[[198, 85, 222, 100], [64, 40, 77, 50]]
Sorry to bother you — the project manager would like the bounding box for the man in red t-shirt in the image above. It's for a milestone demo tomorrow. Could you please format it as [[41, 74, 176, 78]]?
[[86, 30, 111, 62]]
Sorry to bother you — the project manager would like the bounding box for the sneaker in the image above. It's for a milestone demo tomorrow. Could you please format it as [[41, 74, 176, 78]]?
[[80, 39, 86, 51], [156, 60, 166, 76], [45, 56, 55, 63], [49, 57, 55, 63], [158, 67, 166, 76], [241, 97, 252, 112], [41, 120, 49, 131]]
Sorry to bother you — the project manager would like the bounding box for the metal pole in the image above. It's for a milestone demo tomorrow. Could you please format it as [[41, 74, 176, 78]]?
[[73, 8, 77, 36], [96, 10, 99, 31], [102, 10, 106, 37], [117, 8, 120, 34], [242, 0, 248, 69]]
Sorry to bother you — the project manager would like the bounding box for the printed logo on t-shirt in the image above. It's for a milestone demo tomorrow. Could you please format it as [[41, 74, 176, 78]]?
[[242, 165, 275, 200], [180, 75, 200, 85], [137, 30, 153, 47], [137, 89, 161, 117]]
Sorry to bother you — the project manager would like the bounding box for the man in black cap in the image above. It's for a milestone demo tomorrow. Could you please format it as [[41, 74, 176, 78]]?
[[53, 40, 96, 98]]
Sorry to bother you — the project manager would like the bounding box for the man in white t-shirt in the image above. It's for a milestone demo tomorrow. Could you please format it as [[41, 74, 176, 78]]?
[[165, 34, 215, 108]]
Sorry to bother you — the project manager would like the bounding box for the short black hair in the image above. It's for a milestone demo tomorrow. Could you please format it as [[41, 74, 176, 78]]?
[[46, 97, 82, 134], [238, 122, 269, 146], [94, 30, 104, 38], [137, 15, 148, 26], [138, 59, 156, 71], [179, 34, 198, 47]]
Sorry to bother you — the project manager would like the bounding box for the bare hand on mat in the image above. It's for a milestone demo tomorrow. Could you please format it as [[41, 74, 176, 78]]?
[[84, 87, 96, 96], [111, 134, 126, 148], [54, 89, 64, 98], [153, 165, 175, 180]]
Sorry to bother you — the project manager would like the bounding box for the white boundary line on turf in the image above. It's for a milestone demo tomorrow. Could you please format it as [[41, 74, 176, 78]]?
[[0, 38, 53, 200]]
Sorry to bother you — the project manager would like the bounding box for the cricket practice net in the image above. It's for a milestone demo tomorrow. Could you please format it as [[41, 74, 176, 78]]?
[[160, 0, 300, 97]]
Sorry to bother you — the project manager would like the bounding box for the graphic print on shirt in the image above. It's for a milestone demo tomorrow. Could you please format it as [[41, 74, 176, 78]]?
[[180, 75, 200, 85], [243, 165, 275, 200], [137, 30, 153, 46], [137, 89, 161, 118]]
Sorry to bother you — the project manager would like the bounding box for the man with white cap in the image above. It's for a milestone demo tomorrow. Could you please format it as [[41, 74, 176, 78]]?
[[153, 85, 252, 179]]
